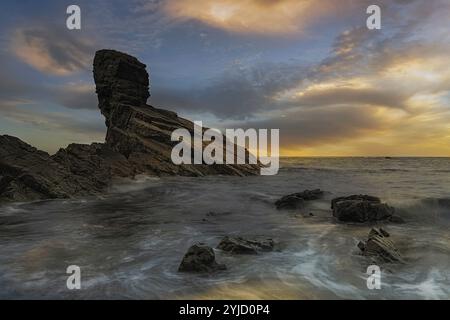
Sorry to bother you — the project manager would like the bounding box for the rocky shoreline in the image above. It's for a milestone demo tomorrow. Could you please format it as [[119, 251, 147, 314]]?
[[178, 191, 407, 273], [0, 50, 259, 203], [0, 50, 410, 280]]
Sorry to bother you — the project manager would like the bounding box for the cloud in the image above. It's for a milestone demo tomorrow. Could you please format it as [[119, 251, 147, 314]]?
[[0, 63, 98, 111], [10, 26, 95, 76], [0, 100, 104, 137], [1, 0, 449, 156], [245, 105, 389, 148], [151, 0, 450, 156], [162, 0, 352, 35], [152, 61, 306, 119], [52, 82, 98, 110]]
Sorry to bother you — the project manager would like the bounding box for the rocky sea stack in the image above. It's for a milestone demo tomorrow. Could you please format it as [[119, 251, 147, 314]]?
[[0, 49, 259, 203]]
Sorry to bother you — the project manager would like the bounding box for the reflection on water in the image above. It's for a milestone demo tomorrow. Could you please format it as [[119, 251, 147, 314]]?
[[0, 158, 449, 299]]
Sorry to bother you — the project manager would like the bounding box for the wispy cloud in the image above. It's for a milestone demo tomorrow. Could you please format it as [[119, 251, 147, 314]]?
[[0, 99, 104, 136], [10, 26, 95, 76], [162, 0, 353, 35]]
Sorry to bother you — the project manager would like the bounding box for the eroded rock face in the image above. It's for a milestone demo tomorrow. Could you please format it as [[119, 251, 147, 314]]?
[[275, 189, 324, 210], [0, 49, 261, 203], [0, 136, 137, 202], [93, 49, 260, 177], [217, 236, 275, 254], [358, 228, 404, 264], [52, 143, 137, 188], [331, 195, 395, 223], [178, 243, 226, 273], [0, 136, 85, 202]]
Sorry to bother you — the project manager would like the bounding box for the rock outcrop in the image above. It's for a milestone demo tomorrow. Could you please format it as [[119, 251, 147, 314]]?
[[178, 243, 226, 273], [217, 236, 275, 254], [0, 49, 260, 203], [52, 143, 137, 188], [0, 136, 136, 202], [358, 228, 404, 264], [275, 189, 324, 210], [331, 195, 395, 223], [0, 135, 84, 202], [93, 49, 260, 177]]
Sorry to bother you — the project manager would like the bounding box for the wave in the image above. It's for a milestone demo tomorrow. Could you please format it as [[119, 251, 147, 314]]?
[[394, 197, 450, 223], [420, 197, 450, 209]]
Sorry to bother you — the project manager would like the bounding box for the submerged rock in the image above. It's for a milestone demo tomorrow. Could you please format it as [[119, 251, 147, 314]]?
[[331, 195, 395, 223], [217, 236, 275, 254], [206, 211, 233, 217], [275, 189, 324, 210], [358, 228, 404, 264], [178, 243, 226, 273], [388, 215, 405, 224]]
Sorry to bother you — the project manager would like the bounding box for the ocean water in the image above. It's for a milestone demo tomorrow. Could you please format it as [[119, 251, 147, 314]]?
[[0, 157, 449, 300]]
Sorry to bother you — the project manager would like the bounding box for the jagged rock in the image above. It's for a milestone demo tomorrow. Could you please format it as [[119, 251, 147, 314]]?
[[52, 143, 136, 182], [93, 49, 259, 177], [0, 49, 261, 203], [331, 194, 395, 223], [275, 189, 324, 210], [0, 135, 86, 202], [0, 136, 137, 203], [178, 243, 226, 273], [217, 236, 275, 254], [358, 228, 404, 263]]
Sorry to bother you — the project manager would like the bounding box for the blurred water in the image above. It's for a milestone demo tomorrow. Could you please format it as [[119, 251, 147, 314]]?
[[0, 158, 449, 299]]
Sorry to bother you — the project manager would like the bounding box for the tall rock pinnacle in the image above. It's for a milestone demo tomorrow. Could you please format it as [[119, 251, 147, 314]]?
[[93, 49, 259, 176]]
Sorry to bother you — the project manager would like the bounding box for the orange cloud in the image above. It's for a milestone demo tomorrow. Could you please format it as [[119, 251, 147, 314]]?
[[163, 0, 346, 35], [11, 27, 93, 76]]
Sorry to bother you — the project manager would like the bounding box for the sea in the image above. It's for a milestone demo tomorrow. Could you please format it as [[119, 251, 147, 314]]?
[[0, 157, 449, 299]]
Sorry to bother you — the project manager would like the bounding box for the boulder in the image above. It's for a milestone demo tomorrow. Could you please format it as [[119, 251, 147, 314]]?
[[178, 243, 226, 273], [358, 228, 404, 263], [217, 236, 275, 254], [331, 195, 394, 222], [275, 189, 324, 210]]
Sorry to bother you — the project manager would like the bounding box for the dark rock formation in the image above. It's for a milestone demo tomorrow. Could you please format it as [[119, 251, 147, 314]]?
[[331, 194, 395, 223], [358, 228, 404, 263], [178, 243, 226, 273], [93, 49, 260, 177], [275, 189, 324, 210], [0, 49, 261, 203], [0, 136, 86, 202], [0, 136, 136, 202], [217, 236, 275, 254], [52, 143, 137, 191]]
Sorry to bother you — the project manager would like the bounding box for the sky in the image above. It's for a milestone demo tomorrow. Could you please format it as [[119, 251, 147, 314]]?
[[0, 0, 449, 156]]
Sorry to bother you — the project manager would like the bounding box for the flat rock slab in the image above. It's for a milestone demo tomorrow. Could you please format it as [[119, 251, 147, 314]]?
[[275, 189, 324, 210], [178, 243, 226, 273], [217, 236, 275, 254]]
